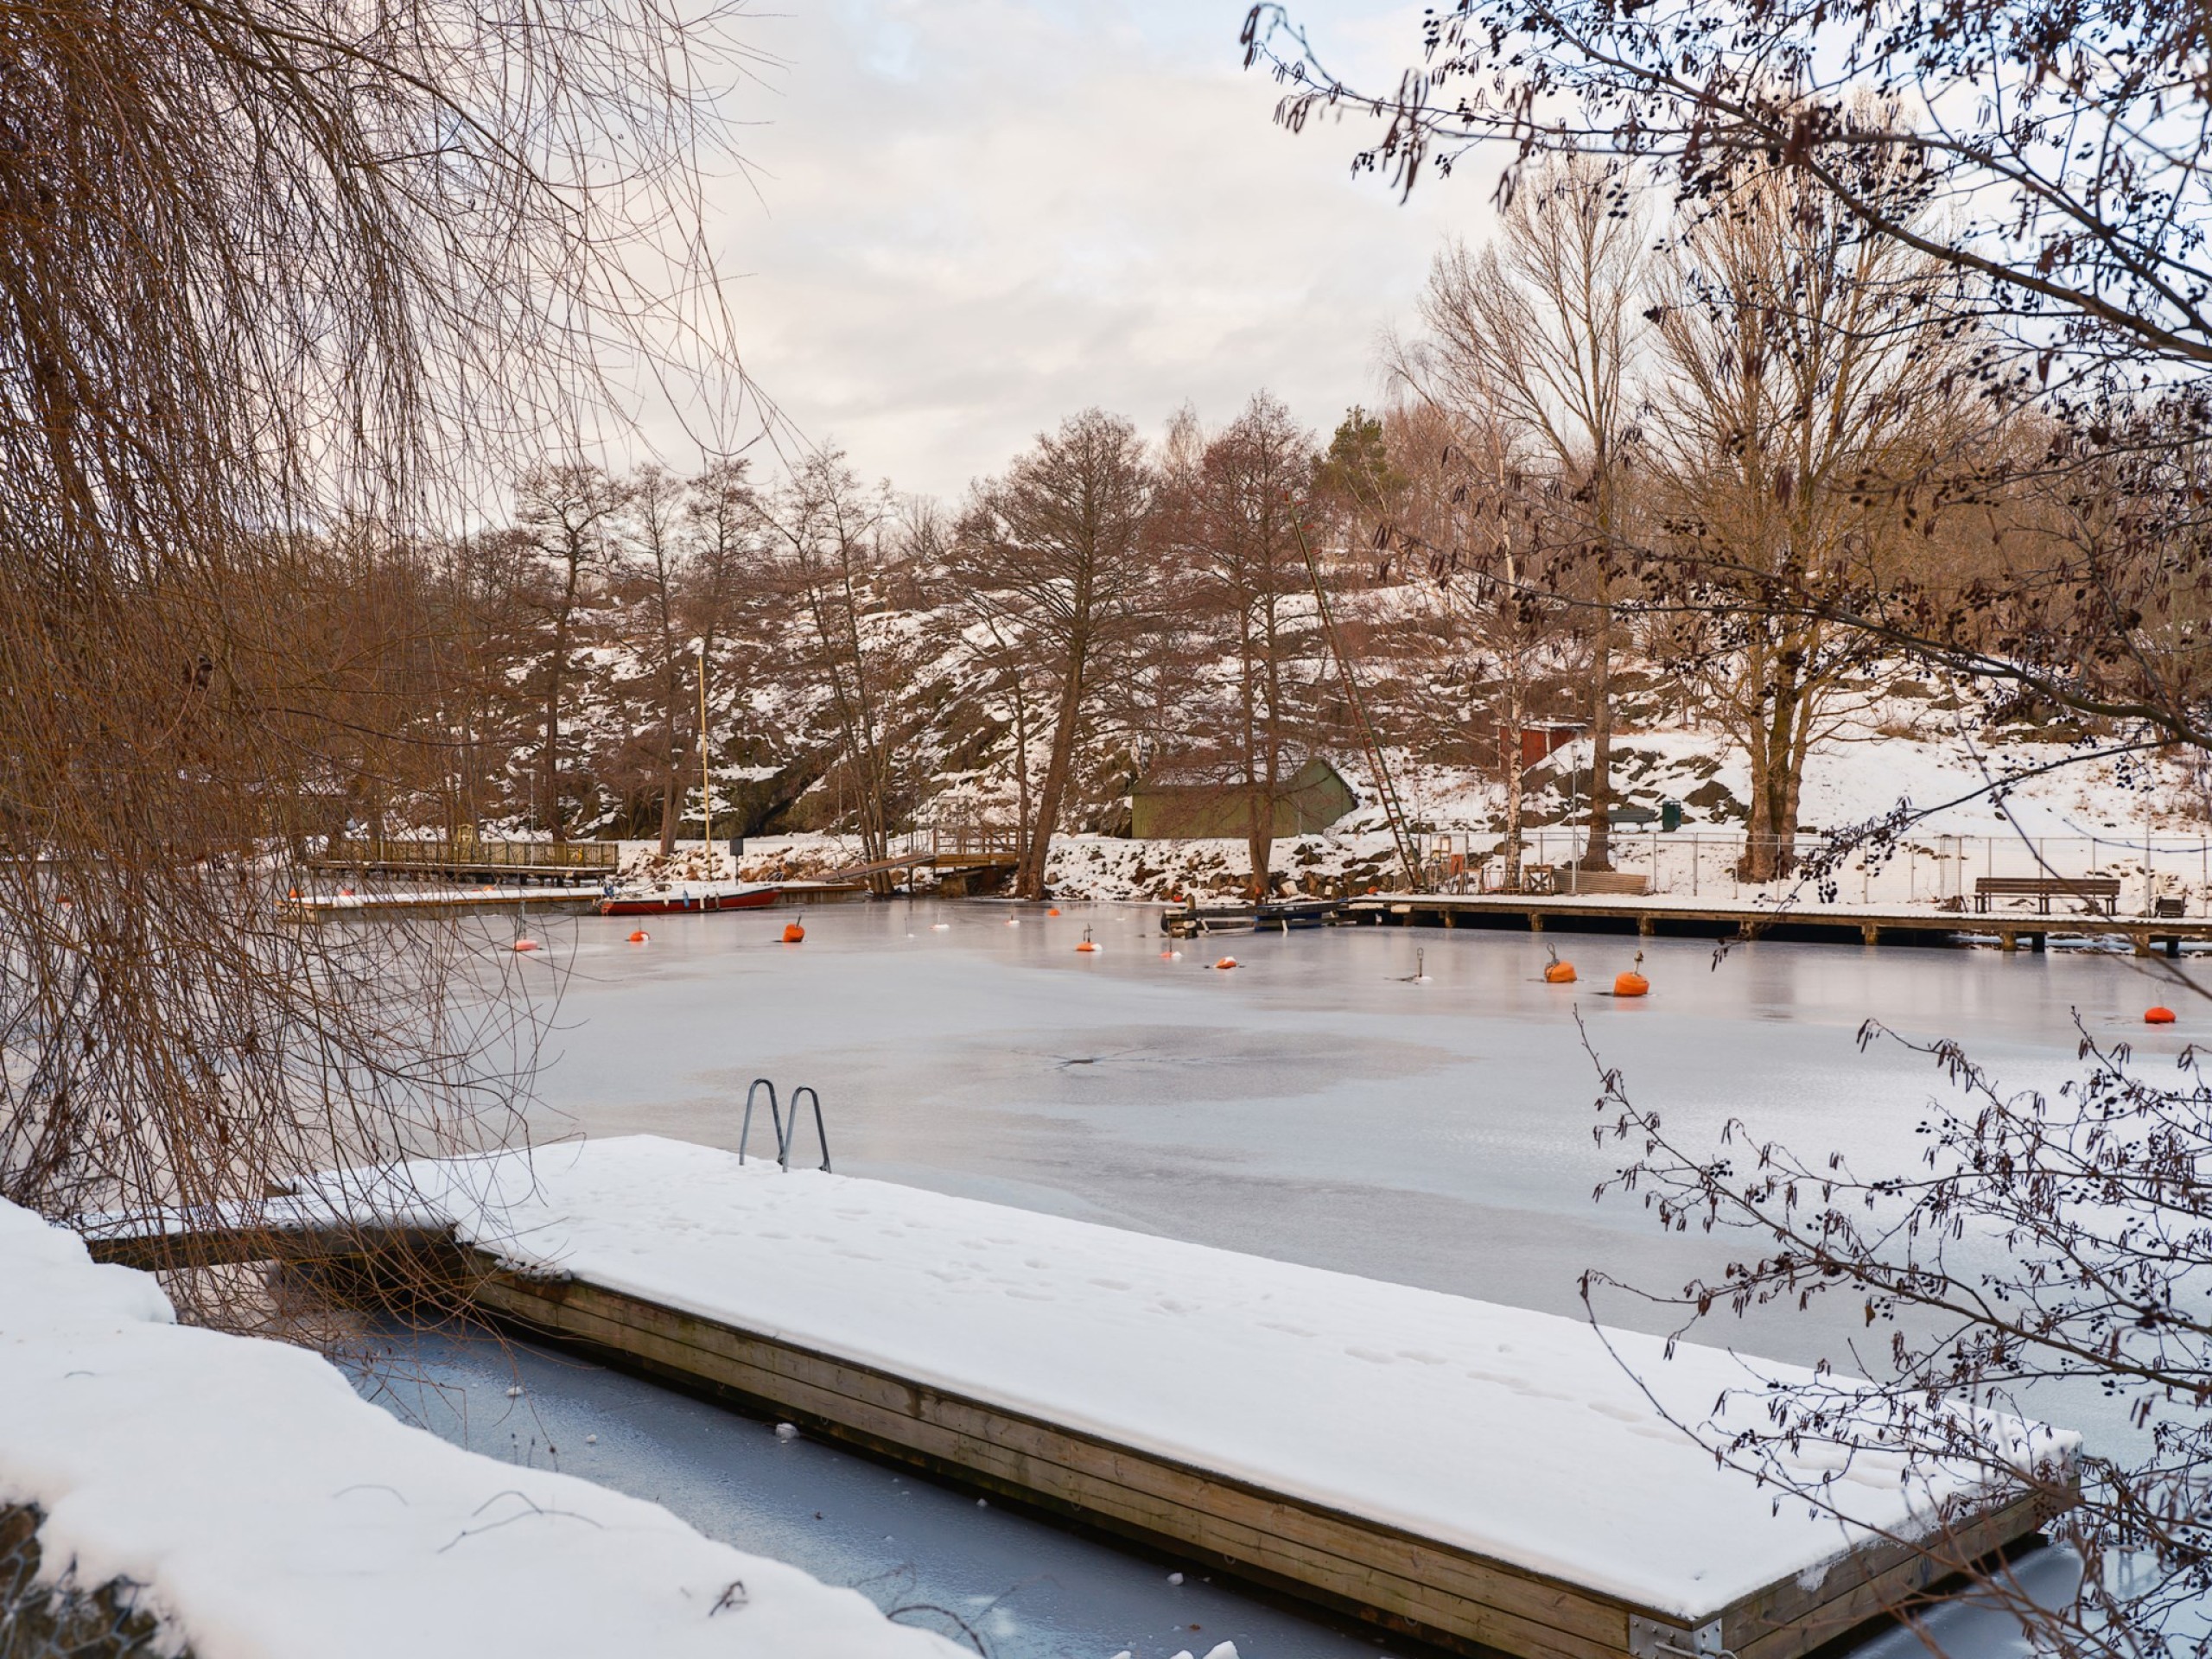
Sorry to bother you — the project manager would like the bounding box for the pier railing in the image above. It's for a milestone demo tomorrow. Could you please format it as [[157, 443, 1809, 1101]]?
[[1412, 830, 2212, 916], [323, 836, 619, 872]]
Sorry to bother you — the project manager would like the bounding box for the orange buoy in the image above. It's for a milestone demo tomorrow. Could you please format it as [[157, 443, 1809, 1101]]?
[[339, 887, 354, 897], [1215, 956, 1239, 970], [2147, 1006, 2177, 1025], [1075, 925, 1097, 953], [782, 920, 805, 944], [513, 939, 538, 953], [1544, 960, 1577, 984], [1613, 970, 1649, 997], [1048, 906, 1062, 917], [628, 929, 649, 944], [288, 887, 300, 899]]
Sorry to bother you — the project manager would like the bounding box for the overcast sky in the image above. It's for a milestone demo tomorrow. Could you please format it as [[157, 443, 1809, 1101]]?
[[705, 0, 1499, 500]]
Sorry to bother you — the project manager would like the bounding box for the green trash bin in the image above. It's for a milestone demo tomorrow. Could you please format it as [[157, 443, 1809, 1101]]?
[[1660, 798, 1683, 833]]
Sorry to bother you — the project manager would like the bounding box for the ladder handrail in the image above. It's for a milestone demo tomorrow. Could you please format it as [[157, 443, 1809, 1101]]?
[[784, 1085, 832, 1173], [740, 1077, 785, 1166]]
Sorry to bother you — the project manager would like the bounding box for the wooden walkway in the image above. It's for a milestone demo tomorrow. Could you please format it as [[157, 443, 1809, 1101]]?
[[278, 888, 600, 920], [1345, 893, 2212, 957], [85, 1211, 2068, 1659]]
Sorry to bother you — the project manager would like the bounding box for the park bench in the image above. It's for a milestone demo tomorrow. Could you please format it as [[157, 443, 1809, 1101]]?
[[1973, 874, 2122, 915]]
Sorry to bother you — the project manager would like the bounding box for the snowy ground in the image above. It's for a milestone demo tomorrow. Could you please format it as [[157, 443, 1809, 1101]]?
[[340, 1135, 2069, 1624], [589, 718, 2212, 911], [0, 1199, 969, 1659]]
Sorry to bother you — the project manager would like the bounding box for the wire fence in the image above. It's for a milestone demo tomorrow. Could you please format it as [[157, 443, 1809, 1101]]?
[[1414, 830, 2212, 915]]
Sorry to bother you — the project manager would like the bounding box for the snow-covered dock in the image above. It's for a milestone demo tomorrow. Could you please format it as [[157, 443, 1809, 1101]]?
[[277, 886, 600, 918], [1347, 889, 2212, 955], [195, 1136, 2073, 1659], [2, 1196, 965, 1659]]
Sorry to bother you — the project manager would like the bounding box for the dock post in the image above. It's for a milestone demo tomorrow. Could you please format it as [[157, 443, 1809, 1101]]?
[[2031, 931, 2046, 953], [2000, 931, 2017, 953], [1861, 924, 1879, 945], [2133, 932, 2152, 958], [2170, 936, 2183, 959], [1637, 915, 1654, 937], [1442, 909, 1455, 928], [1528, 912, 1543, 932]]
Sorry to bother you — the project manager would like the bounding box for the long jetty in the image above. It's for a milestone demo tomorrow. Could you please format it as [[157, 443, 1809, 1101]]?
[[1344, 892, 2212, 956], [85, 1138, 2074, 1659]]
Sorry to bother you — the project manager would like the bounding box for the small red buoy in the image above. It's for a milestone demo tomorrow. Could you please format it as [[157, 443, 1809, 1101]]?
[[783, 921, 805, 944], [628, 929, 649, 944], [2147, 1006, 2177, 1025], [1613, 970, 1648, 997], [1047, 906, 1062, 917], [288, 887, 300, 899], [1544, 960, 1577, 984], [339, 887, 354, 897], [1215, 957, 1239, 970], [513, 939, 538, 953]]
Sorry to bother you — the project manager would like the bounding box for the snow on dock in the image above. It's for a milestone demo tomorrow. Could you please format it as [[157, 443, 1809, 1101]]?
[[0, 1197, 965, 1659], [321, 1136, 2075, 1659]]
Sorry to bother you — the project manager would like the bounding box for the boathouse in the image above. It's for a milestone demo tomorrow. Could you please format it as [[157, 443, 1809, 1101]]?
[[1131, 756, 1357, 839]]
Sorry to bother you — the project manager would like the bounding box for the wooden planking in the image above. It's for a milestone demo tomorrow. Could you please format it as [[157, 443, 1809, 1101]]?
[[471, 1268, 1631, 1659], [467, 1255, 2056, 1659]]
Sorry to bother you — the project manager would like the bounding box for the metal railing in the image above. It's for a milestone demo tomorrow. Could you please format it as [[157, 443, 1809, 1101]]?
[[740, 1078, 832, 1173], [323, 836, 618, 871], [1408, 830, 2212, 917]]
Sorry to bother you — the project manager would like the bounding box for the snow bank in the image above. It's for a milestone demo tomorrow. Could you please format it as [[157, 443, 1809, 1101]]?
[[0, 1198, 963, 1659], [361, 1136, 2077, 1621]]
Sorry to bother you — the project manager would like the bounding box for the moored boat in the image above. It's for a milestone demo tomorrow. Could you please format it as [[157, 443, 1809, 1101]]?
[[596, 880, 781, 916]]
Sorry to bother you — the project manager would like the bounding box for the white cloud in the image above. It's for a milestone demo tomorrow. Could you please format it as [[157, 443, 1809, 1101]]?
[[696, 0, 1497, 498]]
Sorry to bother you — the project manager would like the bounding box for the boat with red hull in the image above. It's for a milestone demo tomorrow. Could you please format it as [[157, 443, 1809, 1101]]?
[[595, 881, 782, 917]]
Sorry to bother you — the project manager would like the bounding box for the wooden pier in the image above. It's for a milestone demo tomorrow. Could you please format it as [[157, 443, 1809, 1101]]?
[[85, 1144, 2072, 1659], [278, 887, 601, 920], [1344, 892, 2212, 957]]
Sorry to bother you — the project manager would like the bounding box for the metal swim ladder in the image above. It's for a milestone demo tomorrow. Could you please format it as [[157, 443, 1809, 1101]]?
[[739, 1078, 832, 1173]]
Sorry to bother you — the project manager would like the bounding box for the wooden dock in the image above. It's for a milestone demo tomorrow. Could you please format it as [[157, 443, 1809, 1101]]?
[[1344, 892, 2212, 957], [84, 1141, 2072, 1659], [460, 1253, 2055, 1659], [278, 888, 601, 920]]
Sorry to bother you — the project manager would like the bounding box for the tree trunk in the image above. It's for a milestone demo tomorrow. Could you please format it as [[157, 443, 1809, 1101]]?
[[1582, 607, 1614, 870], [1020, 643, 1087, 899], [658, 660, 680, 856], [1503, 682, 1527, 893]]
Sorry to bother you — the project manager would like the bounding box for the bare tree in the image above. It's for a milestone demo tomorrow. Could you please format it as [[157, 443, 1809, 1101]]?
[[758, 452, 903, 877], [1160, 394, 1319, 895], [1646, 163, 1975, 880], [514, 462, 628, 842], [960, 411, 1156, 899], [1398, 152, 1647, 869], [0, 0, 747, 1327], [620, 464, 694, 854]]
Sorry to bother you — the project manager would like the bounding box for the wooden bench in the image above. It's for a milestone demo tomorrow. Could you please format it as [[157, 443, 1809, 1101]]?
[[1974, 874, 2121, 916]]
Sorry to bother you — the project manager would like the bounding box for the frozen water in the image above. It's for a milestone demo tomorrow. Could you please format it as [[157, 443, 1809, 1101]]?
[[510, 898, 2164, 1364], [353, 1319, 1391, 1659], [376, 897, 2167, 1651]]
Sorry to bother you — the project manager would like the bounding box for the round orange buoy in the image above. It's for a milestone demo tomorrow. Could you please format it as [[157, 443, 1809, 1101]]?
[[513, 939, 538, 953], [628, 929, 649, 944], [1544, 960, 1577, 984], [783, 921, 805, 944], [1048, 906, 1061, 917], [339, 887, 354, 897], [288, 887, 300, 899], [2147, 1006, 2177, 1025], [1215, 956, 1239, 970], [1613, 970, 1648, 997], [1075, 925, 1097, 954]]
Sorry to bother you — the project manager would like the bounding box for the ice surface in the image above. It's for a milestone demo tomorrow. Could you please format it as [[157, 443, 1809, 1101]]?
[[359, 1135, 2075, 1621], [0, 1198, 964, 1658]]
